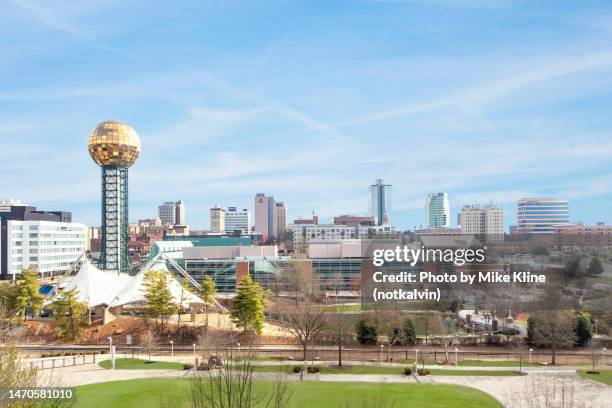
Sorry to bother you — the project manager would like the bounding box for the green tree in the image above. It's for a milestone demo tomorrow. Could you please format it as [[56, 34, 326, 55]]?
[[355, 319, 378, 345], [230, 275, 268, 335], [15, 268, 44, 320], [51, 288, 88, 340], [587, 257, 604, 275], [143, 270, 177, 334], [0, 282, 19, 324], [403, 318, 417, 345], [574, 313, 593, 347], [200, 275, 217, 332], [528, 311, 577, 364]]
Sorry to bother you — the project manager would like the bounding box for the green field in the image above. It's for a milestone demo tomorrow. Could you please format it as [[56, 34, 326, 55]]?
[[577, 370, 612, 385], [73, 377, 503, 408], [249, 364, 519, 376], [459, 360, 539, 367], [98, 358, 183, 370]]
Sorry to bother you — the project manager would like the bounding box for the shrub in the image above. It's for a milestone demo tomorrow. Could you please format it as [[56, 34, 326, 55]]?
[[306, 366, 320, 374], [183, 363, 194, 370], [403, 367, 413, 376], [292, 366, 303, 373], [417, 368, 430, 376]]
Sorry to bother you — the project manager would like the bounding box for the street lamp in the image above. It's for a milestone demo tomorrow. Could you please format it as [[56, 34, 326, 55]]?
[[237, 342, 241, 356], [529, 348, 533, 365], [107, 337, 113, 353], [454, 347, 458, 366], [415, 349, 419, 367], [170, 341, 174, 357], [602, 347, 607, 366], [380, 345, 384, 362]]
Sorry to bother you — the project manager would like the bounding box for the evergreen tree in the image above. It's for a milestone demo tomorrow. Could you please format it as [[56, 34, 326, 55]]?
[[51, 288, 88, 340], [230, 275, 268, 335], [355, 319, 378, 345], [15, 268, 44, 320], [574, 313, 593, 347], [587, 257, 604, 275], [142, 270, 177, 334], [403, 318, 417, 345]]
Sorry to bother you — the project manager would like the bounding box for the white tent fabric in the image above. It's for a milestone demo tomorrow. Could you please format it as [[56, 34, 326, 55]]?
[[108, 259, 202, 307], [61, 259, 132, 307]]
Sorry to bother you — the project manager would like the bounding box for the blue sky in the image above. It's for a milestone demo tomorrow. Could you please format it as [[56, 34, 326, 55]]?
[[2, 0, 612, 230]]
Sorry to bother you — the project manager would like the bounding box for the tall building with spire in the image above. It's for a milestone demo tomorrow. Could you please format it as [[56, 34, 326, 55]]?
[[368, 179, 392, 226]]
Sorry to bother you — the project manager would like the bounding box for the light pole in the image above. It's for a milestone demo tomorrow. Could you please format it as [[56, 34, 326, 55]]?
[[108, 337, 113, 353], [529, 348, 533, 365], [237, 342, 241, 356], [170, 341, 174, 357], [602, 347, 607, 367], [594, 320, 598, 336], [380, 345, 384, 362], [193, 343, 197, 367], [415, 349, 419, 367], [454, 347, 458, 366]]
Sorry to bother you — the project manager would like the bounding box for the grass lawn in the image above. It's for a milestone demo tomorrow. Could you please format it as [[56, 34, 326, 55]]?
[[459, 360, 539, 367], [98, 358, 183, 370], [249, 365, 519, 376], [73, 377, 503, 408], [577, 370, 612, 385]]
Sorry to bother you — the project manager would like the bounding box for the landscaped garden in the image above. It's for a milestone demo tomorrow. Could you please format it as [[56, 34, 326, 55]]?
[[73, 377, 503, 408]]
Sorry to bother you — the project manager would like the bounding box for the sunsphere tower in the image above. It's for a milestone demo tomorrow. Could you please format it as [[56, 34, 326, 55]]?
[[88, 121, 141, 273]]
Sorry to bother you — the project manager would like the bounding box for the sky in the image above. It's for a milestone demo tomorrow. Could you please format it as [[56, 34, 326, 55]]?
[[2, 0, 612, 231]]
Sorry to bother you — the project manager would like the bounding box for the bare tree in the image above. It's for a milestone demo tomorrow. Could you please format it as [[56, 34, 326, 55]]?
[[506, 377, 603, 408], [284, 300, 327, 361], [140, 330, 158, 361], [324, 311, 355, 367], [529, 311, 576, 365], [188, 352, 291, 408]]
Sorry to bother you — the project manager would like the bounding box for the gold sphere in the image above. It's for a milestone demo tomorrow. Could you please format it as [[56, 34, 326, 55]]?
[[88, 120, 141, 167]]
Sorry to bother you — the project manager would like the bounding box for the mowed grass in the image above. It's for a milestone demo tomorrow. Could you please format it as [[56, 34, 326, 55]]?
[[250, 365, 519, 376], [98, 358, 183, 370], [577, 370, 612, 385], [73, 377, 503, 408], [459, 360, 539, 367]]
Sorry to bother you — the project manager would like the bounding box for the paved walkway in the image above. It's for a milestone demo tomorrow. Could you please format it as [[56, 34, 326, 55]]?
[[36, 357, 612, 407]]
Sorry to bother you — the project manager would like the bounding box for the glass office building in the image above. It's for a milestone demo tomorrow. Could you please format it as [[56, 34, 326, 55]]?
[[517, 198, 570, 234], [425, 192, 450, 228], [368, 179, 392, 226]]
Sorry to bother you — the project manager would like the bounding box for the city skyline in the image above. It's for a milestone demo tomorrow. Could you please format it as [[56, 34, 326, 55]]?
[[2, 1, 612, 229]]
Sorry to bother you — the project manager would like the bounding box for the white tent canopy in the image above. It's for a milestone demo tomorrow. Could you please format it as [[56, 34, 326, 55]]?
[[108, 259, 203, 308], [60, 259, 132, 308]]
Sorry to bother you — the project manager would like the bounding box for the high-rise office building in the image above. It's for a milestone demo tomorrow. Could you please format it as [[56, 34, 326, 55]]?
[[224, 207, 250, 234], [159, 200, 186, 226], [254, 193, 276, 242], [458, 203, 504, 242], [425, 192, 450, 228], [274, 202, 287, 239], [517, 198, 570, 234], [0, 199, 86, 279], [368, 179, 392, 226], [88, 121, 141, 273], [209, 205, 225, 233]]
